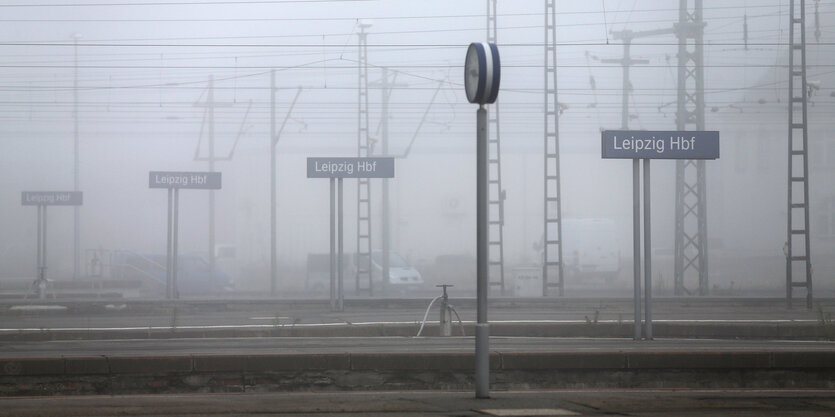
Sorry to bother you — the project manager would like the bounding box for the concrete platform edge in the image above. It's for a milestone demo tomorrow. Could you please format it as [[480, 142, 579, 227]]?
[[2, 350, 835, 396]]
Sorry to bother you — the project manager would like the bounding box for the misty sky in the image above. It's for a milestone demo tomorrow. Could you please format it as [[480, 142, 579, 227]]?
[[1, 0, 834, 294]]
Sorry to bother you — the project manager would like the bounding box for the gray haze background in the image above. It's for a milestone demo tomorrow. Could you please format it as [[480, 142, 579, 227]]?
[[1, 0, 834, 296]]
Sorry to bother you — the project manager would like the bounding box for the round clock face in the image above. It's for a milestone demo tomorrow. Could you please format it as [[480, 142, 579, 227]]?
[[465, 43, 482, 103], [464, 42, 499, 105]]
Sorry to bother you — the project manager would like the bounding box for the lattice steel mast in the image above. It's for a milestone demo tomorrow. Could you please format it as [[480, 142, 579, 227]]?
[[673, 0, 708, 296], [356, 23, 373, 295], [486, 0, 507, 294], [786, 0, 813, 309], [542, 0, 564, 296]]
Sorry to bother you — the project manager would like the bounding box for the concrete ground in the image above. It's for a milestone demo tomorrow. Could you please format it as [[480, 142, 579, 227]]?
[[1, 389, 835, 416], [2, 297, 834, 332]]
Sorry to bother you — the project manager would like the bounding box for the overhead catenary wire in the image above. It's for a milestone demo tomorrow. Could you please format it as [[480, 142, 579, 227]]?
[[0, 1, 830, 133]]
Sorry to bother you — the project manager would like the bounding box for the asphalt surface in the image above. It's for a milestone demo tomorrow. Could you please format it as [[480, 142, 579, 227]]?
[[1, 389, 834, 416]]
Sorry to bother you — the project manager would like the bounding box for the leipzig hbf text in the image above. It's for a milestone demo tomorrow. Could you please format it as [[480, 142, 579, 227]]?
[[312, 160, 379, 176], [612, 135, 697, 154]]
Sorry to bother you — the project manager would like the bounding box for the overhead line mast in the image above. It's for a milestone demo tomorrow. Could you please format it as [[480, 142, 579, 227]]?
[[786, 0, 813, 309], [542, 0, 564, 296], [356, 22, 373, 295], [674, 0, 709, 296], [487, 0, 507, 295]]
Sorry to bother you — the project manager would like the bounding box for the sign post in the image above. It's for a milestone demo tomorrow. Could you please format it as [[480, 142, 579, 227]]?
[[307, 157, 394, 312], [602, 130, 718, 340], [21, 191, 83, 299], [149, 171, 222, 299]]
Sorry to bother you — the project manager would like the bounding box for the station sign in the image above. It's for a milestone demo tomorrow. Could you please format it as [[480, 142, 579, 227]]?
[[149, 171, 222, 189], [307, 157, 395, 178], [21, 191, 83, 206], [602, 130, 720, 160]]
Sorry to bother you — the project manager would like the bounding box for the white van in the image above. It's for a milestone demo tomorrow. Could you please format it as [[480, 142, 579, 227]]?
[[306, 251, 423, 295], [370, 251, 423, 291]]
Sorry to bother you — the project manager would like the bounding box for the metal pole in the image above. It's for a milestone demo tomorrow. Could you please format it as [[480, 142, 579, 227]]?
[[802, 0, 813, 310], [356, 23, 372, 297], [166, 187, 173, 299], [41, 206, 48, 300], [475, 105, 490, 399], [487, 0, 506, 295], [643, 159, 653, 340], [338, 178, 344, 312], [381, 68, 390, 297], [622, 40, 631, 131], [172, 188, 180, 300], [602, 34, 643, 338], [36, 205, 43, 299], [786, 0, 796, 308], [208, 75, 216, 291], [330, 178, 337, 311], [36, 204, 42, 287], [633, 159, 641, 340], [695, 0, 709, 298], [675, 0, 708, 297], [543, 0, 565, 297], [622, 36, 641, 341], [270, 69, 278, 296], [73, 34, 80, 280]]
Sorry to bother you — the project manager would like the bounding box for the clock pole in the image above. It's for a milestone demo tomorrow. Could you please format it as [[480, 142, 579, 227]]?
[[465, 41, 499, 400], [475, 103, 489, 399]]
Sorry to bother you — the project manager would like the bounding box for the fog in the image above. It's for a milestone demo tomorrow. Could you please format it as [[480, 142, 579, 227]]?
[[1, 0, 834, 298]]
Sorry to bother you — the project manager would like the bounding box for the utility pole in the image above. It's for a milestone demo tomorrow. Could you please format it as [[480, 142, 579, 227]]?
[[674, 0, 709, 296], [597, 3, 708, 298], [542, 0, 565, 296], [208, 76, 216, 291], [193, 75, 233, 290], [371, 67, 406, 295], [786, 0, 813, 309], [486, 0, 507, 295], [602, 29, 650, 339], [601, 31, 652, 129], [356, 22, 373, 295], [603, 13, 709, 300], [381, 68, 390, 297], [72, 33, 82, 280], [603, 27, 674, 339], [815, 0, 821, 43], [270, 71, 302, 297], [271, 71, 276, 296]]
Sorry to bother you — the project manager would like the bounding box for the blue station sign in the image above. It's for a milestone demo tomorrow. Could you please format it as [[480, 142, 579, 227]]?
[[602, 130, 719, 160]]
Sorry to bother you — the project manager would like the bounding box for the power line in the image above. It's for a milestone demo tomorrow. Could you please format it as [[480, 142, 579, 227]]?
[[0, 2, 800, 14], [2, 41, 833, 48], [0, 0, 373, 7]]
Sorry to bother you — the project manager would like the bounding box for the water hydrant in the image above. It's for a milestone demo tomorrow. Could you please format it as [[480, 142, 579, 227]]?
[[437, 284, 453, 336]]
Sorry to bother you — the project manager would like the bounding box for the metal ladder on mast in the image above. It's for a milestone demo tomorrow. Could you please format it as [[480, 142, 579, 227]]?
[[356, 23, 373, 295], [486, 0, 506, 294], [786, 0, 813, 309], [543, 0, 564, 296]]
